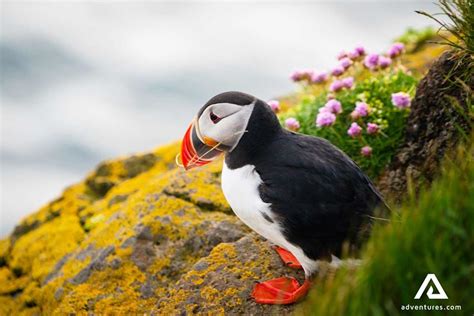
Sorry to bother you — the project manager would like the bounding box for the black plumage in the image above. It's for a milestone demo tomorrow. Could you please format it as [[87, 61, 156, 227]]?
[[223, 93, 388, 261]]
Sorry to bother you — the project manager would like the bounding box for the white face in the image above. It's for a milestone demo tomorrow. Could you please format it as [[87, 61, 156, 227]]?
[[196, 101, 255, 151]]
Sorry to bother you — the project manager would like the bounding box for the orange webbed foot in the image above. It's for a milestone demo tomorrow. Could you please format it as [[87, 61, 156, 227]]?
[[273, 246, 303, 269], [251, 277, 311, 304]]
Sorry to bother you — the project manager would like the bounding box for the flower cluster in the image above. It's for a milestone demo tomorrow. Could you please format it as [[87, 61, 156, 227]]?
[[290, 44, 365, 85], [290, 69, 314, 82], [338, 45, 366, 61], [290, 69, 331, 84], [315, 94, 411, 157], [291, 43, 407, 97], [363, 43, 404, 71], [363, 54, 391, 70], [315, 99, 343, 127], [363, 51, 398, 71], [311, 71, 328, 83], [388, 42, 405, 58], [329, 77, 354, 92], [284, 41, 416, 172], [346, 103, 380, 139]]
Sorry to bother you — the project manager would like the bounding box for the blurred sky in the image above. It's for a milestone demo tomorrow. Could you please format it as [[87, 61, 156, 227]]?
[[0, 1, 437, 237]]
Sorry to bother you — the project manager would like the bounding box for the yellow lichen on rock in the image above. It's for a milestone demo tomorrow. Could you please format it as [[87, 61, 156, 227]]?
[[0, 267, 29, 296], [54, 260, 150, 314], [9, 215, 85, 283], [0, 141, 254, 314], [156, 235, 304, 315], [0, 239, 9, 262]]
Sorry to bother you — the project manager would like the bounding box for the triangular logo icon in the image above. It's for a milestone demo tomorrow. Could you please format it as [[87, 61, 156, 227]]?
[[414, 274, 448, 300]]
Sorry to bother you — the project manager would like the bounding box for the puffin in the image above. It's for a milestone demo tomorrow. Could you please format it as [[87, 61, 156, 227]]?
[[179, 91, 388, 305]]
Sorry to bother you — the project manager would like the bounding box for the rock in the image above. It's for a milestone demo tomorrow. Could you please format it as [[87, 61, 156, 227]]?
[[0, 142, 253, 315], [162, 163, 231, 213], [85, 153, 158, 197], [123, 153, 159, 178], [69, 246, 116, 285], [156, 234, 305, 315]]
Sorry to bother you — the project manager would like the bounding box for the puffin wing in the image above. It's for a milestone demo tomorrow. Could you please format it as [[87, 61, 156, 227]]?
[[255, 132, 383, 259]]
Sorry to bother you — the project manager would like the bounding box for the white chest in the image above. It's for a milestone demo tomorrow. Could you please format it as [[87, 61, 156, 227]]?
[[221, 161, 282, 245], [221, 161, 320, 276]]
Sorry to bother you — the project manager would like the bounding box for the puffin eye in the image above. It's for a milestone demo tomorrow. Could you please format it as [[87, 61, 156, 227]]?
[[210, 111, 221, 124]]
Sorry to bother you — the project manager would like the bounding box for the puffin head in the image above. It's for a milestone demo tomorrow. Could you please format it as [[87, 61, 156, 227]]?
[[180, 91, 278, 170]]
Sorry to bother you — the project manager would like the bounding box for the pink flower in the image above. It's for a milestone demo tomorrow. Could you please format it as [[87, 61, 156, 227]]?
[[361, 146, 373, 157], [354, 102, 369, 117], [388, 42, 405, 58], [339, 57, 353, 69], [355, 45, 366, 55], [346, 46, 365, 60], [347, 122, 362, 138], [367, 122, 380, 134], [348, 50, 360, 60], [290, 69, 313, 82], [331, 65, 345, 77], [324, 99, 342, 114], [316, 111, 336, 127], [290, 70, 303, 81], [310, 71, 328, 83], [329, 80, 345, 92], [342, 77, 354, 89], [378, 56, 392, 69], [285, 117, 300, 131], [350, 110, 360, 120], [391, 92, 411, 108], [330, 77, 353, 92], [267, 100, 280, 113], [337, 50, 348, 60], [364, 53, 379, 70]]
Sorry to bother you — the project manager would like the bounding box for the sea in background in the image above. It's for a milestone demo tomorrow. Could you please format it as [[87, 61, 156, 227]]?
[[0, 1, 436, 237]]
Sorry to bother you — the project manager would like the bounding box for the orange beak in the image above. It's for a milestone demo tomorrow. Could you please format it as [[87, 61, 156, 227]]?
[[180, 120, 224, 170]]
